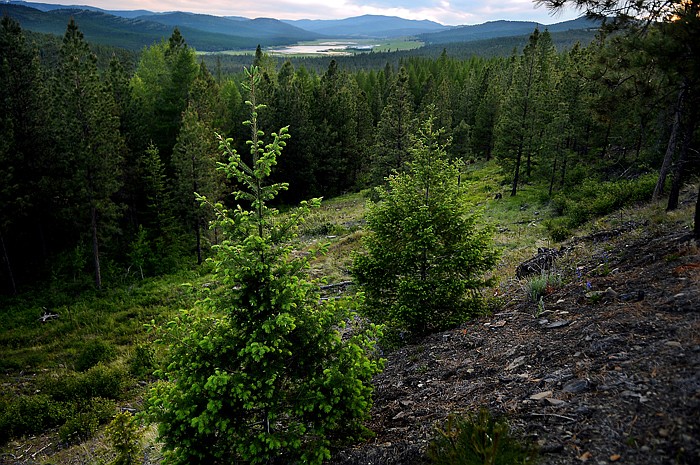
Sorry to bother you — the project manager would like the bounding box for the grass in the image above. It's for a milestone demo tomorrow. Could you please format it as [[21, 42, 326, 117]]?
[[0, 268, 208, 460], [2, 164, 695, 462]]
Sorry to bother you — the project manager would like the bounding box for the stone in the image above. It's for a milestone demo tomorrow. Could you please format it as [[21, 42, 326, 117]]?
[[546, 398, 566, 406], [530, 390, 554, 400], [507, 355, 527, 370], [545, 320, 570, 329], [563, 379, 590, 394]]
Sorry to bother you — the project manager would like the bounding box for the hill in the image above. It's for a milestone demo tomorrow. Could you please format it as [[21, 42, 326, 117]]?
[[332, 187, 700, 464], [420, 16, 599, 44], [1, 4, 318, 50], [0, 179, 697, 464], [7, 0, 154, 18], [4, 2, 599, 50], [135, 11, 322, 42], [283, 14, 449, 38]]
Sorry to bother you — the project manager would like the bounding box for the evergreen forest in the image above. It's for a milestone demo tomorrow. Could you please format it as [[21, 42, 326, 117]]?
[[0, 0, 699, 462]]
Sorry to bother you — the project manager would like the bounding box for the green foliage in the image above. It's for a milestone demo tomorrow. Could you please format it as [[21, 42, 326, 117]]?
[[58, 397, 115, 445], [427, 408, 538, 465], [42, 363, 129, 402], [525, 272, 562, 303], [127, 344, 156, 379], [106, 411, 142, 465], [75, 339, 117, 372], [146, 67, 384, 465], [354, 115, 498, 338], [0, 394, 69, 444], [551, 173, 658, 230]]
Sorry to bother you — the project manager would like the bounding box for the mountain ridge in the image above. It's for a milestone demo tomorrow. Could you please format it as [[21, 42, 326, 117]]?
[[4, 1, 599, 51]]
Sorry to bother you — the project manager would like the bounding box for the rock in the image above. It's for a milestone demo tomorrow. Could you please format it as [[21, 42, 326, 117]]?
[[620, 290, 645, 301], [604, 287, 618, 299], [546, 398, 566, 406], [665, 341, 682, 348], [507, 355, 527, 370], [530, 390, 554, 400], [563, 379, 590, 394], [516, 247, 565, 278], [543, 368, 575, 383], [545, 320, 570, 329]]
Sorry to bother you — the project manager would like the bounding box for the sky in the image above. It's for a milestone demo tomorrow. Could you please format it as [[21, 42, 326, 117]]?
[[23, 1, 582, 25]]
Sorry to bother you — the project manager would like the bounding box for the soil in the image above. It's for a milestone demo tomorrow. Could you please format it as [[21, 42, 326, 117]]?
[[333, 221, 700, 465]]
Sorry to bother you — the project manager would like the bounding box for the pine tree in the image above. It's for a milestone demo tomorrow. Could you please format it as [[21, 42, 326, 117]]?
[[495, 28, 551, 196], [313, 59, 361, 195], [272, 61, 318, 200], [0, 16, 48, 293], [51, 19, 125, 289], [131, 29, 198, 168], [372, 66, 416, 184], [172, 102, 221, 265], [354, 114, 498, 338], [147, 67, 383, 464]]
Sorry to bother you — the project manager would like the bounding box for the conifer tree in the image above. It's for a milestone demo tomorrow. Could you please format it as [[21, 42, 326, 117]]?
[[372, 66, 416, 184], [0, 16, 48, 293], [354, 113, 498, 338], [272, 60, 318, 200], [131, 29, 198, 167], [313, 59, 361, 195], [172, 102, 221, 265], [495, 28, 551, 196], [147, 67, 383, 465], [51, 19, 125, 289]]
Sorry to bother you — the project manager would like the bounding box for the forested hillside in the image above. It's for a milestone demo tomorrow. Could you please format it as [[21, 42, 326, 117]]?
[[0, 0, 699, 462], [1, 10, 697, 295]]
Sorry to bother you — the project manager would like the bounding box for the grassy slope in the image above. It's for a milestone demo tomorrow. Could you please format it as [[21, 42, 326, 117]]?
[[0, 160, 686, 463]]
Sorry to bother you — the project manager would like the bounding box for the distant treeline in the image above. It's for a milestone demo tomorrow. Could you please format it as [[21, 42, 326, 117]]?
[[0, 15, 696, 295]]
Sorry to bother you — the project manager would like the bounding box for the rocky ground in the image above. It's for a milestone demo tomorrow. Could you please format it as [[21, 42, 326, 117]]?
[[333, 220, 700, 465]]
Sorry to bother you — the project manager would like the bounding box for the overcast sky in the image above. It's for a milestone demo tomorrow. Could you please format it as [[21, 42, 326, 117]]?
[[25, 1, 582, 25]]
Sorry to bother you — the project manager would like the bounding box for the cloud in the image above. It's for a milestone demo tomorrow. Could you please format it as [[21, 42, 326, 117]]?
[[33, 0, 580, 25]]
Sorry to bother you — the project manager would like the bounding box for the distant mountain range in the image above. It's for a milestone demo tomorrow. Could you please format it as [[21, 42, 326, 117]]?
[[2, 1, 599, 52], [420, 17, 600, 44], [282, 16, 448, 38]]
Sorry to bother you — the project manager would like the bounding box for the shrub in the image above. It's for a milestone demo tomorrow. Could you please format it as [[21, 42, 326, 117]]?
[[553, 173, 657, 229], [59, 412, 98, 444], [353, 116, 498, 338], [427, 408, 537, 465], [75, 339, 116, 371], [58, 397, 115, 445], [106, 411, 142, 465], [43, 363, 129, 402], [0, 395, 69, 443], [128, 344, 156, 379], [146, 68, 384, 465], [545, 219, 571, 242]]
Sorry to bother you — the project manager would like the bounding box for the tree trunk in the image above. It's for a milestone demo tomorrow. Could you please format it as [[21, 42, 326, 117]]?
[[548, 151, 558, 197], [0, 231, 17, 295], [666, 117, 695, 211], [694, 182, 700, 240], [195, 217, 203, 265], [653, 82, 686, 201], [511, 143, 523, 197], [600, 122, 611, 159], [91, 204, 102, 290]]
